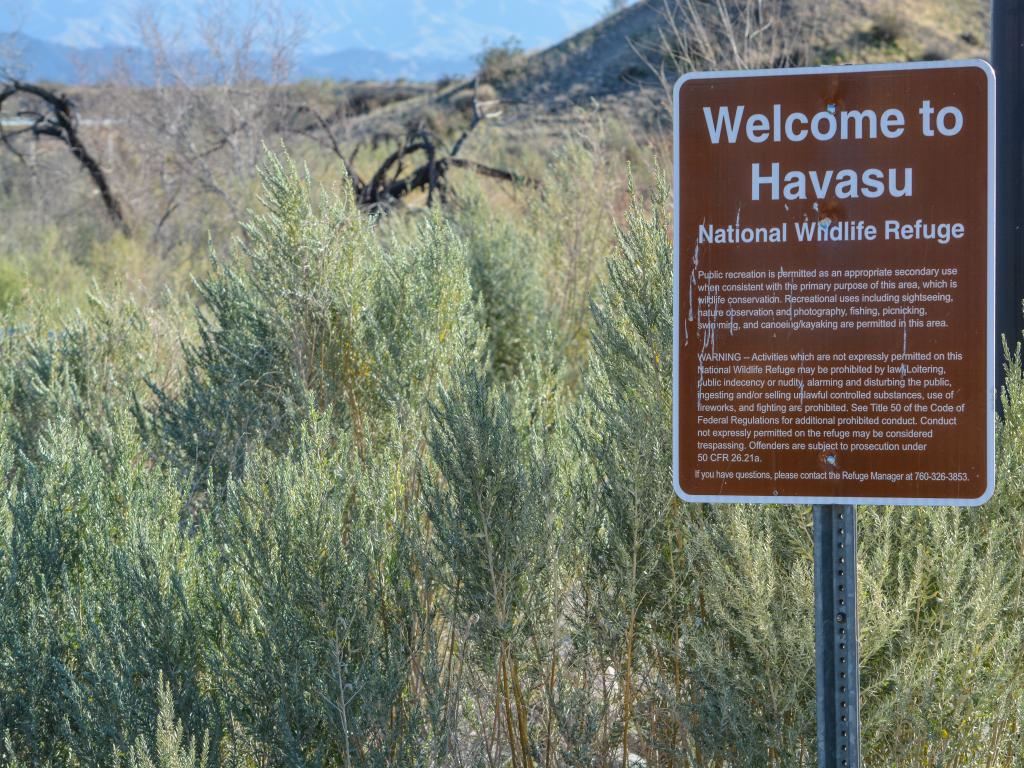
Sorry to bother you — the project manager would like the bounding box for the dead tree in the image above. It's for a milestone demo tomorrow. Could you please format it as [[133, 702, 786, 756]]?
[[0, 80, 130, 236], [294, 83, 534, 214]]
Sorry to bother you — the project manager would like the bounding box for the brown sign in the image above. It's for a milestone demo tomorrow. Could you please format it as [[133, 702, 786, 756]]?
[[673, 61, 995, 505]]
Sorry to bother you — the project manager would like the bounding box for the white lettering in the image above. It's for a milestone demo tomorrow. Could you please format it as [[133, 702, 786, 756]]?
[[753, 164, 913, 200], [752, 162, 779, 201], [704, 105, 745, 144], [937, 106, 964, 136]]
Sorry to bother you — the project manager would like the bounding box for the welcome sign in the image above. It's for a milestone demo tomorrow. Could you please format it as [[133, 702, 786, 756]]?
[[673, 61, 995, 505]]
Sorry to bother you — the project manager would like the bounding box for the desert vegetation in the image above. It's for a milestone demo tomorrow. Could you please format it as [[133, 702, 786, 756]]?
[[0, 1, 1018, 766]]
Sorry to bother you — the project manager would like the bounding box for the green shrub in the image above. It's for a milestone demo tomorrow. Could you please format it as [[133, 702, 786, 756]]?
[[869, 11, 907, 45], [569, 174, 688, 766], [117, 673, 210, 768], [0, 262, 24, 314], [1, 294, 154, 464], [2, 146, 1023, 768], [423, 363, 564, 766], [0, 412, 211, 767], [525, 142, 619, 384], [476, 37, 527, 85], [451, 189, 548, 379], [151, 153, 481, 496], [203, 413, 444, 766]]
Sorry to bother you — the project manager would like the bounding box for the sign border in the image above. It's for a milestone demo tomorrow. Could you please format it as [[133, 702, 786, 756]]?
[[672, 59, 996, 507]]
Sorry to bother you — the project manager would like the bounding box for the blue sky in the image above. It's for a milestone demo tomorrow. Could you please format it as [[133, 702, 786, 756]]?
[[2, 0, 613, 57]]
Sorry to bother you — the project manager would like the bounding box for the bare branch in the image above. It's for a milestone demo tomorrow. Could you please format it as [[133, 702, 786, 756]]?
[[447, 157, 538, 187], [0, 79, 130, 235], [640, 0, 837, 108]]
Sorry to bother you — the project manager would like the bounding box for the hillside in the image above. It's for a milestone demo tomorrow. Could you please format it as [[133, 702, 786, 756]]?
[[310, 0, 989, 183], [496, 0, 990, 107], [5, 1, 992, 146], [332, 0, 991, 153]]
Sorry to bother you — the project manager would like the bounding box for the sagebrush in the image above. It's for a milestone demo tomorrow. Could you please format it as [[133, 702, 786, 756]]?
[[1, 151, 1022, 768]]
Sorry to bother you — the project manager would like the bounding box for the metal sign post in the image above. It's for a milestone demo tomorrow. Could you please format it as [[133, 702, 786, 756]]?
[[993, 0, 1024, 401], [813, 505, 861, 768]]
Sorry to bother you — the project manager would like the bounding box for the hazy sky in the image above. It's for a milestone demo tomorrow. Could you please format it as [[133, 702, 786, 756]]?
[[2, 0, 615, 58]]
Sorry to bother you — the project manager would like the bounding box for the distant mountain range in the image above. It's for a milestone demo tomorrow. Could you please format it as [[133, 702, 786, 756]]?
[[0, 32, 477, 84]]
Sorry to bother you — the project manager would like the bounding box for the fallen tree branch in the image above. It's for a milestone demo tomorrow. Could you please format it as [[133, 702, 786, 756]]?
[[0, 79, 130, 236], [446, 157, 538, 187], [289, 104, 366, 188], [291, 80, 532, 213]]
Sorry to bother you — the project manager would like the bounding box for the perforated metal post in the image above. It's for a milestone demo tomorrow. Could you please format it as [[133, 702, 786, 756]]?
[[813, 505, 861, 768], [993, 0, 1024, 404]]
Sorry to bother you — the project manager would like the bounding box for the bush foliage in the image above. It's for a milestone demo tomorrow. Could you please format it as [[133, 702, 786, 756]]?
[[1, 151, 1022, 767]]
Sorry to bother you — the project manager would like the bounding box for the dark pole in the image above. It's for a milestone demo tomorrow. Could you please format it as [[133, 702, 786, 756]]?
[[994, 0, 1024, 401], [814, 505, 861, 768]]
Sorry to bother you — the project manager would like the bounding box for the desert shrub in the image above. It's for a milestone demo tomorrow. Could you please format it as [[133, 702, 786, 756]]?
[[654, 0, 839, 86], [150, 153, 481, 496], [423, 363, 566, 766], [446, 135, 626, 387], [525, 142, 620, 384], [0, 262, 24, 314], [450, 188, 548, 379], [2, 145, 1023, 768], [857, 504, 1024, 767], [652, 497, 1024, 767], [921, 47, 949, 62], [0, 225, 96, 322], [477, 37, 526, 86], [149, 154, 376, 492], [869, 11, 908, 45], [202, 413, 445, 767], [568, 175, 690, 766], [0, 412, 212, 767], [116, 674, 210, 768], [0, 294, 157, 465], [366, 212, 482, 434]]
